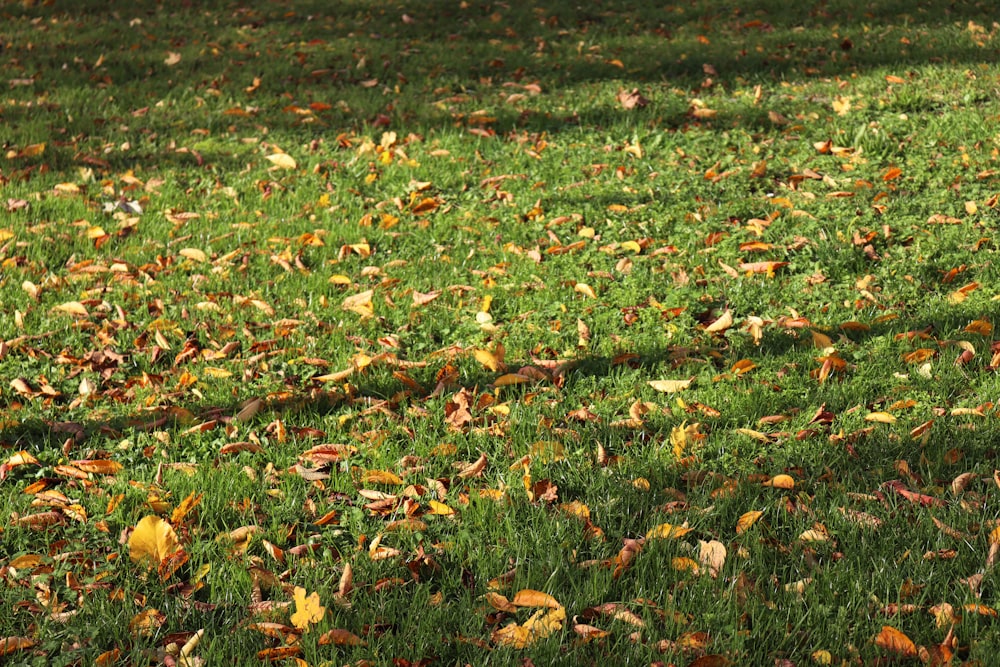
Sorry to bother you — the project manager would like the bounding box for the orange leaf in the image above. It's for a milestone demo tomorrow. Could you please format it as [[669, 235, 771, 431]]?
[[411, 197, 440, 214], [965, 319, 992, 335], [0, 637, 36, 656], [512, 589, 561, 609], [874, 625, 917, 657], [71, 459, 123, 475], [882, 167, 903, 182], [903, 348, 936, 364], [764, 474, 795, 489]]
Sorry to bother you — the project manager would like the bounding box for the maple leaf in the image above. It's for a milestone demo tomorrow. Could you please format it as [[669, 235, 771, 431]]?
[[291, 586, 326, 631]]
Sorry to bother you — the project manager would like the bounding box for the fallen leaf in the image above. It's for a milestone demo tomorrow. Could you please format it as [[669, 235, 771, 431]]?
[[736, 510, 763, 534], [266, 153, 297, 170], [648, 379, 692, 393], [128, 516, 180, 567], [290, 586, 326, 631], [874, 625, 917, 657], [512, 589, 561, 609]]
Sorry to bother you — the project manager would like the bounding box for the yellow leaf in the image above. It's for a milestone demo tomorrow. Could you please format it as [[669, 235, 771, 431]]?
[[574, 282, 597, 299], [736, 510, 763, 534], [21, 142, 46, 157], [865, 412, 896, 424], [53, 301, 89, 317], [54, 182, 81, 195], [672, 556, 700, 574], [179, 248, 207, 263], [512, 589, 561, 609], [669, 423, 688, 461], [290, 586, 326, 631], [128, 516, 180, 567], [493, 373, 532, 386], [361, 469, 404, 485], [342, 289, 374, 318], [810, 330, 834, 348], [648, 379, 692, 393], [646, 522, 692, 540], [705, 310, 733, 333], [492, 623, 531, 648], [428, 499, 455, 515], [523, 606, 566, 636], [474, 348, 503, 372], [266, 153, 297, 169]]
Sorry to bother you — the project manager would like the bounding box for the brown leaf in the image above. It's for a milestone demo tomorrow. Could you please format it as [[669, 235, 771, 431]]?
[[616, 88, 649, 110], [457, 453, 487, 479], [317, 628, 366, 646], [0, 637, 36, 656]]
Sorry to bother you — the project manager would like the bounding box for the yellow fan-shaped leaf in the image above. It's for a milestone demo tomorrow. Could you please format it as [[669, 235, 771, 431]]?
[[128, 516, 180, 566]]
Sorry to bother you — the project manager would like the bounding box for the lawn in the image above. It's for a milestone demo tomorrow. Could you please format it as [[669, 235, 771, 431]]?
[[2, 0, 1000, 664]]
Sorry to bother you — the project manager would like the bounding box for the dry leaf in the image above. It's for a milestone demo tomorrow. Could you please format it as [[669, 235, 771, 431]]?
[[266, 153, 297, 170], [512, 589, 561, 609], [648, 379, 692, 393], [290, 586, 326, 631], [735, 510, 763, 534], [128, 516, 180, 566], [874, 625, 917, 657]]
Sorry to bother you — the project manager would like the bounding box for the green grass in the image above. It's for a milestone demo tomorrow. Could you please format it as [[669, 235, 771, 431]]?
[[2, 0, 1000, 663]]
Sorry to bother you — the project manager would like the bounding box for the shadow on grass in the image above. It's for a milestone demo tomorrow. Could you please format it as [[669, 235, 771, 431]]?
[[2, 0, 997, 176]]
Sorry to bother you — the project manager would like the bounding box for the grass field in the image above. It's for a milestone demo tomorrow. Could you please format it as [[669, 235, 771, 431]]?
[[2, 0, 1000, 664]]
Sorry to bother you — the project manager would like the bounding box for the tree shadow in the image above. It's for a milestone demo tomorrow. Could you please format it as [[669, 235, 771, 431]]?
[[2, 0, 996, 179]]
